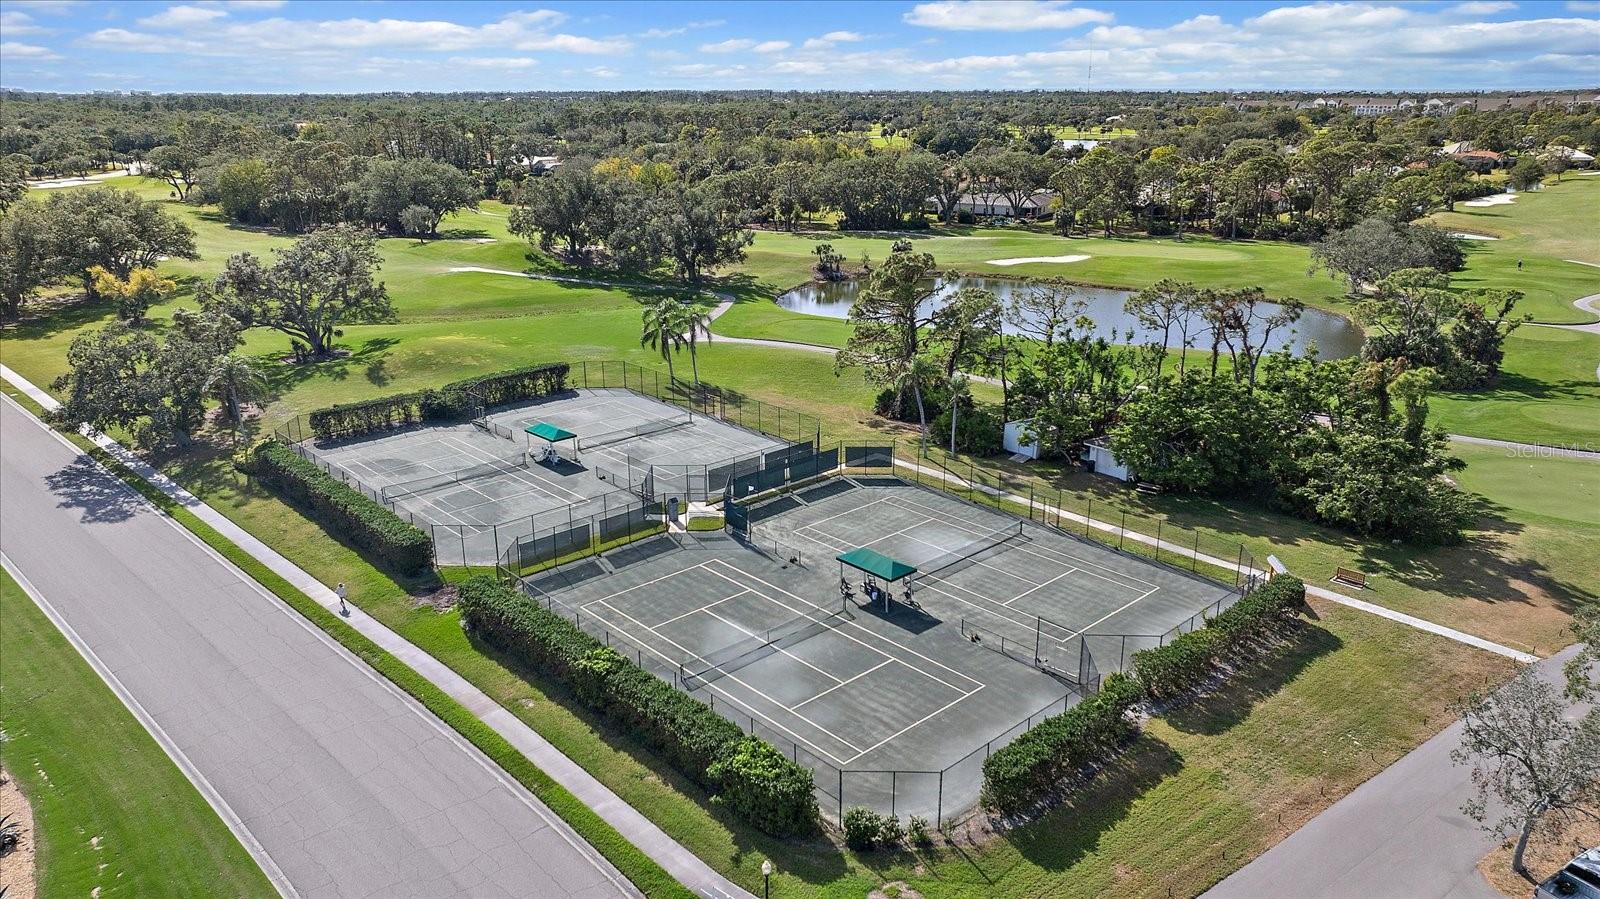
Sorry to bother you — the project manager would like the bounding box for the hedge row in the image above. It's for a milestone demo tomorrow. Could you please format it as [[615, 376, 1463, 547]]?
[[456, 576, 819, 837], [1132, 574, 1307, 700], [307, 362, 569, 440], [980, 575, 1307, 815], [248, 442, 434, 575], [980, 673, 1144, 814]]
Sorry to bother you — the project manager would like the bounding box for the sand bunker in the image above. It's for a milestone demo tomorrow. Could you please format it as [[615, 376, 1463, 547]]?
[[1463, 193, 1517, 207], [986, 255, 1092, 266], [1449, 232, 1500, 240]]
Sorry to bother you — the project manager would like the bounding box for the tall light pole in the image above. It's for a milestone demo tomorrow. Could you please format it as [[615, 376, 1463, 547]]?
[[761, 859, 774, 899]]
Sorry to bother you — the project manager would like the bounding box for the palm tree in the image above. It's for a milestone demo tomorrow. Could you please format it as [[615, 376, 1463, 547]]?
[[640, 296, 687, 383], [204, 353, 267, 425], [947, 373, 970, 455], [681, 303, 714, 388]]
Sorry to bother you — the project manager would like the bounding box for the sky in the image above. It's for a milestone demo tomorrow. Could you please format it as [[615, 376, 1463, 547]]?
[[1, 0, 1596, 94]]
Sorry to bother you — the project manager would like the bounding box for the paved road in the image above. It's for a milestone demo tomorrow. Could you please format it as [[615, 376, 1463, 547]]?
[[1206, 644, 1582, 899], [0, 397, 638, 899]]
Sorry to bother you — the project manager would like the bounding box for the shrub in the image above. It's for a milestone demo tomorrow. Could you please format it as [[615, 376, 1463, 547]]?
[[306, 362, 569, 440], [878, 814, 904, 846], [842, 807, 886, 850], [247, 442, 433, 575], [980, 672, 1143, 814], [456, 576, 819, 836], [707, 738, 818, 838], [907, 815, 933, 848], [1131, 627, 1220, 700]]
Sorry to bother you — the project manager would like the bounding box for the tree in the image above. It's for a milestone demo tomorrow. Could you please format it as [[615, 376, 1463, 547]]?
[[88, 264, 177, 324], [642, 183, 754, 284], [1311, 216, 1465, 293], [51, 322, 213, 446], [146, 144, 201, 201], [1452, 667, 1600, 882], [1508, 155, 1545, 191], [946, 373, 970, 454], [348, 158, 477, 236], [928, 286, 1001, 379], [1125, 280, 1199, 378], [0, 154, 28, 213], [1430, 159, 1472, 212], [836, 242, 939, 424], [812, 243, 845, 280], [44, 187, 197, 296], [640, 296, 687, 383], [0, 202, 57, 317], [508, 164, 612, 261], [203, 224, 394, 359], [680, 303, 714, 387], [204, 353, 268, 426], [399, 204, 436, 238]]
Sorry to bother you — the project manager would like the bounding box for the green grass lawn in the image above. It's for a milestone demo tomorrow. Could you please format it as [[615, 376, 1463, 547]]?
[[1429, 326, 1600, 448], [0, 568, 276, 899]]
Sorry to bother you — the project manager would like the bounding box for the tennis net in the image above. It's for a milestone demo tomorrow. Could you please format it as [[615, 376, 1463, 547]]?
[[680, 598, 846, 691], [914, 520, 1025, 582], [576, 412, 693, 451], [380, 455, 527, 502]]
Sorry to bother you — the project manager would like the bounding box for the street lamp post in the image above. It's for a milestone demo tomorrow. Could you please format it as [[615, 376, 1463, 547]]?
[[761, 859, 774, 899]]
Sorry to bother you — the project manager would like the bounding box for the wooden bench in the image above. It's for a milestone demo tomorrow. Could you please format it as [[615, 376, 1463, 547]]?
[[1136, 481, 1165, 495], [1331, 567, 1367, 590]]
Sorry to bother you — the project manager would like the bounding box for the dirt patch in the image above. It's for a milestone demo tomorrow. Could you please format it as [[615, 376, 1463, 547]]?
[[0, 767, 38, 899], [412, 583, 460, 612], [868, 882, 924, 899], [1477, 810, 1600, 897]]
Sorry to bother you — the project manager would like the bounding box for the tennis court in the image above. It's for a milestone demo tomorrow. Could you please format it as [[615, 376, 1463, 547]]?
[[751, 476, 1239, 682], [303, 388, 790, 564]]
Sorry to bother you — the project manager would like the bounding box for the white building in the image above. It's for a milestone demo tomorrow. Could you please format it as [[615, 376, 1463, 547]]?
[[1082, 437, 1135, 482]]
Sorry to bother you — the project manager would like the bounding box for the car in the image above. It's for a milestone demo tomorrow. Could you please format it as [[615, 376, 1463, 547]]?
[[1537, 847, 1600, 898]]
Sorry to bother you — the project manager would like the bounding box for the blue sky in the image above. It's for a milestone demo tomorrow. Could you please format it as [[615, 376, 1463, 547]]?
[[1, 1, 1596, 93]]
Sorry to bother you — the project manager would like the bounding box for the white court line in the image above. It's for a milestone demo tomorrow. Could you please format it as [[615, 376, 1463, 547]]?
[[888, 493, 1159, 592], [653, 590, 749, 628], [587, 594, 866, 761], [791, 659, 893, 711], [442, 434, 588, 503], [700, 605, 844, 685], [840, 683, 980, 763], [999, 568, 1081, 607], [701, 559, 983, 693], [1041, 583, 1167, 645]]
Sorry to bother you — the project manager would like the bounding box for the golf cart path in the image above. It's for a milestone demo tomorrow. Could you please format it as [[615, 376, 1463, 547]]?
[[1528, 288, 1600, 335], [0, 364, 752, 899]]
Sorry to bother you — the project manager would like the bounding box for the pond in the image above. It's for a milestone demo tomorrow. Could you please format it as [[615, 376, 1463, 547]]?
[[777, 276, 1362, 359]]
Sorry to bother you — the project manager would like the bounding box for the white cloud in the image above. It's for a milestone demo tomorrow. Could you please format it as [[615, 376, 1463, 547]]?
[[753, 40, 790, 53], [0, 10, 51, 34], [700, 38, 754, 53], [905, 1, 1113, 32], [587, 65, 620, 78], [215, 1, 288, 8], [0, 40, 61, 59], [448, 56, 538, 69], [4, 1, 81, 12], [1566, 0, 1600, 10], [639, 19, 725, 39], [1450, 1, 1518, 14], [81, 8, 632, 58], [801, 30, 866, 50], [139, 5, 228, 28]]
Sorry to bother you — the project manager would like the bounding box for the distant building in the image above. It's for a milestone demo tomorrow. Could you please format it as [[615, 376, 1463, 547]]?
[[1546, 145, 1596, 167], [935, 189, 1055, 219], [1082, 437, 1134, 482], [511, 155, 563, 176], [1058, 138, 1100, 152]]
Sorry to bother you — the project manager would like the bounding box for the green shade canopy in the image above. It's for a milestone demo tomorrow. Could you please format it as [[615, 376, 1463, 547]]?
[[836, 547, 917, 582], [525, 422, 577, 442]]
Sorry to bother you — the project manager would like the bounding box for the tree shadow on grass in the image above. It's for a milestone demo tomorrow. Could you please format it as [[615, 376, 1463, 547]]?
[[434, 227, 493, 241], [1163, 621, 1343, 738], [258, 337, 401, 397], [456, 625, 852, 882]]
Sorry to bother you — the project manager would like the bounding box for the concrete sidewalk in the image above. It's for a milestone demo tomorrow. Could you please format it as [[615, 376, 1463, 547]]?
[[1, 365, 751, 899]]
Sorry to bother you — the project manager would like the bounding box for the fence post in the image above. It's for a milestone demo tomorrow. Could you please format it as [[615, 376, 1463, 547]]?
[[1119, 512, 1126, 550], [891, 771, 897, 817], [1191, 532, 1200, 572], [1155, 519, 1162, 556], [839, 770, 844, 822], [937, 772, 944, 828], [1085, 498, 1093, 538]]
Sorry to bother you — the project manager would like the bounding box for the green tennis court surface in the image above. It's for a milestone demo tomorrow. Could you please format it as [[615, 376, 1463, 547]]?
[[519, 474, 1244, 826], [299, 388, 788, 564]]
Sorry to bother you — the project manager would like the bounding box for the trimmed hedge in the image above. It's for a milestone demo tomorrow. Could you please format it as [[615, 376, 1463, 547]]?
[[1132, 574, 1307, 700], [980, 672, 1144, 814], [308, 362, 569, 440], [456, 576, 819, 837], [248, 442, 434, 575]]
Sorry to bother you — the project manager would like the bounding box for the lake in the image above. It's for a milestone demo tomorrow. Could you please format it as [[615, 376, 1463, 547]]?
[[776, 276, 1362, 359]]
